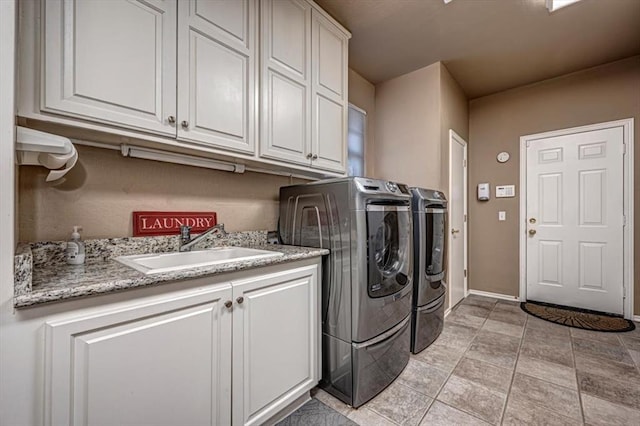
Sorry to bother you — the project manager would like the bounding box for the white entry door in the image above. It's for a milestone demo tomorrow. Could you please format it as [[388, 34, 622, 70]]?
[[449, 130, 467, 308], [526, 127, 625, 314]]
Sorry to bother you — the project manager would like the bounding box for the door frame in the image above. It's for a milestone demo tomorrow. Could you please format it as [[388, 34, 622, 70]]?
[[519, 118, 634, 319], [448, 129, 468, 308]]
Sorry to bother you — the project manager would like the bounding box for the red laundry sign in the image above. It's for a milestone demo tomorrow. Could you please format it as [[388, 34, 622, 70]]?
[[132, 211, 217, 237]]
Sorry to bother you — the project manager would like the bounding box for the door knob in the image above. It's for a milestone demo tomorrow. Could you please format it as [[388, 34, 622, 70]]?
[[236, 296, 244, 304], [451, 229, 460, 235], [181, 120, 189, 129], [528, 229, 537, 236], [167, 115, 176, 124], [224, 300, 233, 309]]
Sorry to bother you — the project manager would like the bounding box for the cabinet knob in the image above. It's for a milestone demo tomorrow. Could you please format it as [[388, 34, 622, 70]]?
[[236, 296, 244, 304], [224, 300, 233, 309], [167, 115, 176, 124], [306, 153, 312, 159], [181, 120, 189, 129], [312, 154, 318, 160]]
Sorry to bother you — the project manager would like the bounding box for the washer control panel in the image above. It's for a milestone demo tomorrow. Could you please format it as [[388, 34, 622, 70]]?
[[385, 181, 398, 192]]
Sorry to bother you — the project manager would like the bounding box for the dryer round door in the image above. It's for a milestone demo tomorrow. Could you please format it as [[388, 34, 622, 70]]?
[[366, 204, 412, 298]]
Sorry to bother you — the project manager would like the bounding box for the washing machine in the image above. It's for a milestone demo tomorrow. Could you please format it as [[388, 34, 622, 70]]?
[[410, 188, 447, 354], [279, 177, 413, 408]]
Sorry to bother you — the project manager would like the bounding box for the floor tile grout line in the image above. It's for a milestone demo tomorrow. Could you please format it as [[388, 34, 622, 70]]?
[[365, 381, 430, 426], [425, 299, 499, 425], [570, 328, 587, 425], [516, 317, 589, 423], [498, 310, 527, 425], [434, 400, 493, 425]]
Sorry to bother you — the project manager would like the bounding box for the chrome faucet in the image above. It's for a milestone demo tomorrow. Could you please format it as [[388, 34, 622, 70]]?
[[179, 223, 228, 252]]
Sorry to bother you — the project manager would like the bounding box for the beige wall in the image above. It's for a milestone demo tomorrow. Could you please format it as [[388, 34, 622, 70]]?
[[439, 63, 469, 195], [19, 145, 302, 241], [374, 62, 469, 311], [374, 62, 468, 192], [348, 68, 376, 177], [374, 63, 441, 187], [468, 56, 640, 315]]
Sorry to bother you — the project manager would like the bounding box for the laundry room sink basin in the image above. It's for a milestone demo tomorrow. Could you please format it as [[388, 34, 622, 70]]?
[[116, 247, 283, 275]]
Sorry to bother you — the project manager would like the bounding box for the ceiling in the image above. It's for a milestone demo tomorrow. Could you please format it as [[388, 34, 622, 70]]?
[[314, 0, 640, 99]]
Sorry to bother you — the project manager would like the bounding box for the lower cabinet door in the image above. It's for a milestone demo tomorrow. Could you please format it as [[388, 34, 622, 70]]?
[[44, 285, 233, 426], [232, 264, 319, 426]]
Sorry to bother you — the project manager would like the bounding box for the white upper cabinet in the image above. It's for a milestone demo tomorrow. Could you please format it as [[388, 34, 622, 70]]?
[[177, 0, 256, 153], [43, 0, 177, 136], [259, 0, 350, 173], [311, 10, 348, 173], [21, 0, 350, 176], [259, 0, 312, 166]]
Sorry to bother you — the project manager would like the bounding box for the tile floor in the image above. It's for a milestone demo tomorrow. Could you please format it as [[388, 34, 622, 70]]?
[[302, 295, 640, 425]]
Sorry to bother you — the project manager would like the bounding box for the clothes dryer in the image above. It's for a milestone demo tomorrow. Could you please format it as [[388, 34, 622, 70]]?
[[410, 188, 447, 354], [279, 177, 413, 407]]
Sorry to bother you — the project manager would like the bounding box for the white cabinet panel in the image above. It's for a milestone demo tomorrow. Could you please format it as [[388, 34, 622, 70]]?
[[270, 0, 308, 77], [43, 0, 177, 136], [45, 285, 232, 426], [311, 10, 347, 173], [194, 0, 247, 43], [313, 94, 345, 171], [260, 0, 312, 165], [178, 0, 256, 153], [232, 265, 319, 426], [264, 71, 309, 162], [317, 22, 344, 97]]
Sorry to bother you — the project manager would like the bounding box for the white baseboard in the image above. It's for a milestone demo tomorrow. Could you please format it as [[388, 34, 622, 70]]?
[[633, 315, 640, 323], [444, 307, 452, 317], [466, 289, 519, 302]]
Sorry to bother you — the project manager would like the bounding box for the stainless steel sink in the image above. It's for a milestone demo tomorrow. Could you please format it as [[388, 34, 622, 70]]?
[[115, 247, 283, 275]]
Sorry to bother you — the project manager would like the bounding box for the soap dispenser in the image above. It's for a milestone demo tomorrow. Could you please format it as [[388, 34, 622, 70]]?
[[66, 226, 85, 265]]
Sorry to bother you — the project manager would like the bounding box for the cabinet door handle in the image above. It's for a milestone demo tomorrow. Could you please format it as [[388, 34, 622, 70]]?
[[236, 296, 244, 304], [312, 154, 318, 160], [181, 120, 189, 129], [167, 115, 176, 124], [306, 153, 312, 159], [224, 300, 233, 309]]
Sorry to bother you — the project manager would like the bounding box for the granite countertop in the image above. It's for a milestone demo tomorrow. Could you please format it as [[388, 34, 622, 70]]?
[[14, 231, 328, 308]]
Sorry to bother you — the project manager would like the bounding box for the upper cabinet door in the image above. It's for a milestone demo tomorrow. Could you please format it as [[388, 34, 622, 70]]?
[[259, 0, 312, 166], [311, 10, 348, 174], [177, 0, 256, 154], [43, 0, 177, 136]]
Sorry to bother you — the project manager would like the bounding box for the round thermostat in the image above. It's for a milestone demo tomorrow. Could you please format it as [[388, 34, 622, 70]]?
[[497, 152, 510, 163]]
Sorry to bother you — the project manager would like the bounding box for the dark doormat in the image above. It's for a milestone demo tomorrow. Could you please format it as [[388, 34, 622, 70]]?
[[521, 300, 636, 332]]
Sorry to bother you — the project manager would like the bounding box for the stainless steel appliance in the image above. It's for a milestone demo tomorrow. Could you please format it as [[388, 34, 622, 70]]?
[[279, 177, 413, 408], [410, 188, 447, 354]]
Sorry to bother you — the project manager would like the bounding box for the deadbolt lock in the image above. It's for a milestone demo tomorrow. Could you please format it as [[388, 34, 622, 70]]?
[[529, 218, 536, 224]]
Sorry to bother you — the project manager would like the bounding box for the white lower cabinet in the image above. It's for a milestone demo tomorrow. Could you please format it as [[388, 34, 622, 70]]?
[[44, 263, 319, 426], [232, 265, 319, 426]]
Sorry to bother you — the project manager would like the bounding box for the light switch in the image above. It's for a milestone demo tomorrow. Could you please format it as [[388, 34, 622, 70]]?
[[498, 211, 506, 221]]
